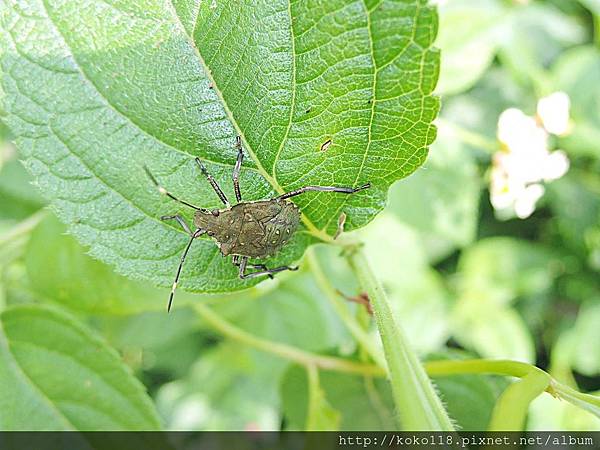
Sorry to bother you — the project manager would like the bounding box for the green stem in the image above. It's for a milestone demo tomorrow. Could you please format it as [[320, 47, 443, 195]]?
[[425, 359, 600, 422], [192, 302, 385, 377], [346, 246, 454, 431], [595, 14, 600, 48], [304, 363, 342, 430], [488, 371, 550, 431], [0, 210, 47, 248], [306, 364, 321, 430], [436, 118, 499, 154], [306, 248, 387, 369], [191, 301, 600, 423], [425, 358, 536, 378]]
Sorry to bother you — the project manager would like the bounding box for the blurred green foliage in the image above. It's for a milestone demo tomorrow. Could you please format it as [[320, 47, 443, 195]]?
[[1, 0, 600, 432]]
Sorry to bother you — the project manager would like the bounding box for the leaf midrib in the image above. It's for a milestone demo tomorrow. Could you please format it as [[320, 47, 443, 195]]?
[[8, 338, 153, 428], [27, 0, 267, 242], [170, 1, 334, 242], [34, 0, 346, 243], [271, 0, 297, 182], [28, 0, 284, 245], [0, 316, 76, 430]]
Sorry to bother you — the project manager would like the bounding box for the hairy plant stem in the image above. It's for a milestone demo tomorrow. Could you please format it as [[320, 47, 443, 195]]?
[[426, 359, 600, 424], [345, 246, 455, 431]]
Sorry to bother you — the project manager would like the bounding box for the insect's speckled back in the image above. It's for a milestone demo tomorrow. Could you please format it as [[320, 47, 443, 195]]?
[[194, 200, 301, 259]]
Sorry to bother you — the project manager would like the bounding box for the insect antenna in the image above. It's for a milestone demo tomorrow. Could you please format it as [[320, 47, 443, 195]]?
[[144, 166, 204, 211], [168, 228, 204, 312]]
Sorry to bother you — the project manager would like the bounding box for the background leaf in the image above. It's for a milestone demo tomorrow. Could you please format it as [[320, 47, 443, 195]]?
[[0, 159, 45, 223], [280, 365, 394, 430], [450, 238, 561, 363], [0, 0, 439, 293], [552, 45, 600, 159], [0, 304, 161, 430], [387, 138, 481, 261], [435, 0, 505, 95]]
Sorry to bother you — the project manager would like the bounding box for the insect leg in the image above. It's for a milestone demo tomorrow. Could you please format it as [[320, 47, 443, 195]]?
[[237, 256, 248, 276], [232, 257, 274, 279], [232, 136, 243, 203], [167, 228, 204, 312], [161, 215, 193, 235], [194, 158, 230, 206], [275, 183, 371, 200], [246, 263, 274, 279], [144, 166, 203, 210], [238, 258, 298, 280]]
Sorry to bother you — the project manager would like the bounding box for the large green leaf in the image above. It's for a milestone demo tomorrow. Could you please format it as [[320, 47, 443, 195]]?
[[0, 304, 161, 430], [0, 0, 439, 292], [24, 214, 195, 314]]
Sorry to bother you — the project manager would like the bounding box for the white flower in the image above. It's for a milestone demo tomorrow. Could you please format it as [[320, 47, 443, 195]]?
[[542, 149, 570, 182], [497, 108, 548, 158], [491, 104, 570, 220], [514, 184, 545, 219], [537, 91, 571, 136], [490, 164, 518, 210]]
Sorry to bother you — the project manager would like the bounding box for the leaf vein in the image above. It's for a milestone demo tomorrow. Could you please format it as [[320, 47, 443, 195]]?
[[36, 0, 237, 171], [272, 0, 299, 180], [0, 318, 76, 430]]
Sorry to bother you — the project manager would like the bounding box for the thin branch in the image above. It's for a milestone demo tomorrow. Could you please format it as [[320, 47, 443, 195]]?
[[306, 248, 387, 369], [0, 210, 48, 248], [192, 302, 385, 377], [436, 117, 499, 154]]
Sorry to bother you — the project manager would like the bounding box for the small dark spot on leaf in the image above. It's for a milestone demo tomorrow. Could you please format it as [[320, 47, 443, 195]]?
[[320, 139, 332, 152]]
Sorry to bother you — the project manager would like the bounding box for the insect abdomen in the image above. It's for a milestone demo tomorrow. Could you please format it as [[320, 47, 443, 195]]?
[[262, 204, 299, 253], [227, 200, 300, 258]]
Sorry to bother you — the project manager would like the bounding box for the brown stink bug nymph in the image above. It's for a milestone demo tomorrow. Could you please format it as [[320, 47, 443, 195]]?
[[145, 136, 370, 311]]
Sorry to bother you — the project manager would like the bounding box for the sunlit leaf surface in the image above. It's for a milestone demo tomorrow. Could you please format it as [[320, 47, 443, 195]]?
[[0, 0, 439, 292], [0, 304, 161, 430]]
